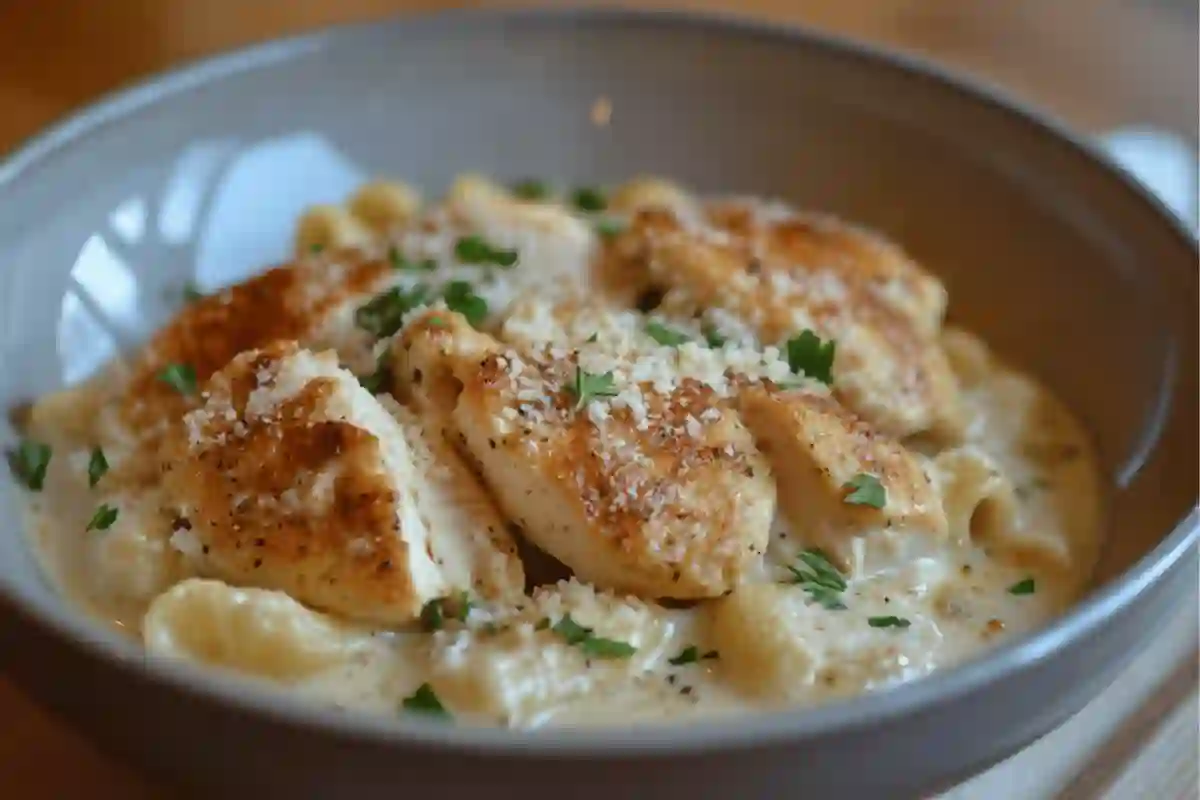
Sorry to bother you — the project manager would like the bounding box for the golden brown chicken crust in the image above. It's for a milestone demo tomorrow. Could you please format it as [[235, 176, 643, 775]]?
[[738, 384, 947, 571], [615, 206, 963, 439], [396, 317, 776, 599], [162, 341, 427, 622]]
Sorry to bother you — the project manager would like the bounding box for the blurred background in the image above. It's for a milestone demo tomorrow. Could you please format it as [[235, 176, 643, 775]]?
[[0, 0, 1197, 144]]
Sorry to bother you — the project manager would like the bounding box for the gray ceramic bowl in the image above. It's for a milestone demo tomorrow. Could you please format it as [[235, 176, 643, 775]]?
[[0, 9, 1195, 799]]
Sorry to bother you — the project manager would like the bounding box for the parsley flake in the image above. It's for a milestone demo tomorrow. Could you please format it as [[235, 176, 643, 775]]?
[[86, 503, 119, 532], [867, 616, 911, 629], [511, 179, 548, 201], [702, 325, 727, 348], [843, 473, 887, 509], [87, 447, 108, 488], [594, 218, 625, 240], [442, 281, 489, 327], [401, 683, 449, 717], [309, 243, 325, 254], [8, 440, 51, 491], [388, 246, 437, 272], [787, 548, 848, 610], [645, 321, 690, 347], [668, 646, 720, 666], [419, 592, 472, 632], [454, 235, 518, 268], [358, 353, 392, 395], [1008, 577, 1036, 596], [355, 284, 430, 338], [551, 614, 636, 659], [785, 329, 836, 385], [182, 283, 204, 302], [157, 363, 197, 395], [569, 367, 618, 409], [571, 187, 607, 212]]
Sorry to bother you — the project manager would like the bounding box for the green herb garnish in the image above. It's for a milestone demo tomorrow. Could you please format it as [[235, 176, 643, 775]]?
[[569, 367, 618, 409], [867, 616, 911, 629], [157, 363, 197, 395], [645, 321, 690, 347], [419, 592, 472, 632], [401, 683, 449, 717], [355, 284, 430, 338], [551, 613, 636, 659], [8, 440, 51, 491], [785, 329, 836, 385], [594, 218, 625, 239], [87, 447, 108, 488], [668, 646, 719, 666], [182, 283, 204, 302], [1008, 577, 1036, 596], [702, 325, 727, 348], [454, 235, 518, 268], [309, 243, 324, 254], [511, 179, 548, 201], [86, 503, 118, 532], [787, 548, 848, 610], [843, 473, 887, 509], [571, 187, 607, 213], [442, 281, 489, 327], [358, 354, 392, 394], [388, 246, 437, 272]]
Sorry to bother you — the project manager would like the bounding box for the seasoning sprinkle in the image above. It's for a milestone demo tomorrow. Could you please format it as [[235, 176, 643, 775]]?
[[87, 447, 109, 488], [86, 503, 119, 532]]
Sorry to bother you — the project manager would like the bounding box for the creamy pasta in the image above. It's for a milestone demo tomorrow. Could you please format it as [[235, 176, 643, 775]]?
[[13, 174, 1103, 728]]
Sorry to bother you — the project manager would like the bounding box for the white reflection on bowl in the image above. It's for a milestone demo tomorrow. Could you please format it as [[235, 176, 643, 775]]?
[[55, 132, 368, 384]]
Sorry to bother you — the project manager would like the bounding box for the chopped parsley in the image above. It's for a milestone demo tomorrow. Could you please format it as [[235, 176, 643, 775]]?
[[419, 592, 472, 632], [388, 246, 437, 272], [668, 646, 719, 666], [569, 367, 618, 409], [571, 187, 607, 213], [87, 447, 109, 488], [551, 613, 636, 659], [86, 503, 119, 532], [309, 243, 325, 254], [8, 440, 51, 491], [358, 355, 392, 395], [645, 321, 690, 347], [787, 548, 848, 610], [454, 235, 518, 268], [511, 179, 548, 201], [401, 683, 449, 717], [355, 284, 430, 338], [1008, 577, 1036, 596], [594, 218, 625, 239], [843, 473, 887, 509], [702, 325, 727, 348], [157, 363, 197, 395], [441, 281, 488, 327], [867, 616, 911, 629], [182, 283, 204, 302], [785, 329, 836, 385]]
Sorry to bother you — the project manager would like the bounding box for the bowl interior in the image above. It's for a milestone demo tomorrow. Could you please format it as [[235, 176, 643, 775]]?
[[0, 9, 1194, 719]]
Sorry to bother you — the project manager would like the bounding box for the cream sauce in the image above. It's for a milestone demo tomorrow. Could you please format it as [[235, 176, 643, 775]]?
[[16, 181, 1105, 729]]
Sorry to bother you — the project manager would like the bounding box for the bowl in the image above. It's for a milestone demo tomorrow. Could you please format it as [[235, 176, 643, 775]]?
[[0, 9, 1195, 799]]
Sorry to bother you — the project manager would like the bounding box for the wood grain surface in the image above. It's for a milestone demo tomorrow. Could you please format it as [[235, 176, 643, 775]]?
[[0, 2, 1195, 798]]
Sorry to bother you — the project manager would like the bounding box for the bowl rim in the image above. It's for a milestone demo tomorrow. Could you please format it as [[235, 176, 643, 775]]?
[[0, 5, 1196, 757]]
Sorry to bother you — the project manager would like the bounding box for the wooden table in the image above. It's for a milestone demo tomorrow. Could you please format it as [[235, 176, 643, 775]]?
[[1, 2, 1195, 797]]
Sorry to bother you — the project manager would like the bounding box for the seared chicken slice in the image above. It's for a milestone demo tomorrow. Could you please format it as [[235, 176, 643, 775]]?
[[614, 203, 963, 439], [163, 341, 523, 625], [738, 385, 947, 576], [26, 249, 396, 490], [394, 311, 776, 599]]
